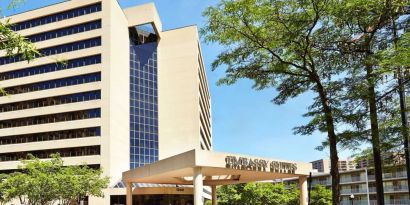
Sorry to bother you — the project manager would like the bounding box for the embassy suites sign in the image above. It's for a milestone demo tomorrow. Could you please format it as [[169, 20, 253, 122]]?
[[225, 156, 297, 174]]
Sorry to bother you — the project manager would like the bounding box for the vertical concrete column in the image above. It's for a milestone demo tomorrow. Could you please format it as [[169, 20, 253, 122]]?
[[299, 176, 308, 205], [211, 185, 217, 205], [126, 182, 133, 205], [194, 167, 204, 205]]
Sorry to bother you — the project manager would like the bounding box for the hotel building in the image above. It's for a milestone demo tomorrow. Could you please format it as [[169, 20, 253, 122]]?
[[311, 158, 357, 173], [0, 0, 211, 204], [282, 165, 410, 205]]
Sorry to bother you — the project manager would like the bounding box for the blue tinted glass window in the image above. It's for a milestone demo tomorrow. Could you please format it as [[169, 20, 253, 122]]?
[[0, 55, 101, 81], [11, 3, 102, 31], [1, 72, 101, 96], [0, 108, 100, 129], [0, 90, 101, 113], [26, 20, 101, 43], [129, 38, 158, 169], [0, 38, 101, 66]]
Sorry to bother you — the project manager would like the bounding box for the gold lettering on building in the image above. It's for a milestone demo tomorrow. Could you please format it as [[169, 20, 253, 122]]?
[[225, 156, 297, 174]]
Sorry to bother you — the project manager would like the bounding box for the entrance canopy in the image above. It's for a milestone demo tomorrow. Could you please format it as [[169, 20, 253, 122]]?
[[122, 149, 312, 205]]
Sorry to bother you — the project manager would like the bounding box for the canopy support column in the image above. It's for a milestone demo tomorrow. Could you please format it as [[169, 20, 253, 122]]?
[[194, 167, 203, 205], [299, 176, 308, 205], [126, 182, 133, 205], [211, 185, 217, 205]]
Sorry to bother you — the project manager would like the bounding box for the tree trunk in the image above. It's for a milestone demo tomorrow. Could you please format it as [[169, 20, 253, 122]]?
[[397, 67, 410, 197], [316, 81, 340, 205], [365, 65, 385, 205], [392, 19, 410, 197]]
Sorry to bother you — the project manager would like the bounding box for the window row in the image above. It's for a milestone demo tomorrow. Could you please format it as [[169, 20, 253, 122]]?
[[131, 140, 158, 148], [0, 165, 100, 174], [130, 108, 158, 115], [130, 132, 158, 140], [27, 20, 102, 43], [130, 111, 157, 119], [0, 127, 101, 145], [130, 94, 157, 102], [130, 99, 158, 106], [130, 66, 158, 75], [130, 81, 157, 89], [130, 154, 158, 165], [130, 126, 158, 134], [131, 71, 158, 80], [11, 3, 102, 31], [130, 106, 158, 114], [130, 88, 157, 97], [0, 37, 101, 65], [0, 90, 101, 113], [131, 148, 158, 157], [0, 55, 101, 81], [0, 108, 101, 129], [130, 120, 158, 128], [1, 72, 101, 96], [0, 146, 100, 162]]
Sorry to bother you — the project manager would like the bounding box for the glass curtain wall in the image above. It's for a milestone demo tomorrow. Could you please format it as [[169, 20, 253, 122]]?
[[129, 25, 158, 169]]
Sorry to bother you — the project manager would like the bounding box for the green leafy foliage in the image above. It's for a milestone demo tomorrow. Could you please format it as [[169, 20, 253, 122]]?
[[202, 0, 410, 204], [0, 0, 40, 95], [216, 183, 332, 205], [0, 20, 39, 62], [201, 0, 348, 203], [0, 154, 109, 205], [311, 185, 332, 205], [217, 183, 299, 205]]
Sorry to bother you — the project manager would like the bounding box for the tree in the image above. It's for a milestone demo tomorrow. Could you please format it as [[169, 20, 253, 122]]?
[[0, 154, 109, 205], [216, 183, 332, 205], [0, 0, 39, 95], [329, 1, 410, 204], [217, 183, 299, 205], [310, 185, 332, 205], [202, 1, 350, 204]]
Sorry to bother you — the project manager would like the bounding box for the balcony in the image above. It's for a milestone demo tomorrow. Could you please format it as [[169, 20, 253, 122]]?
[[341, 188, 368, 194], [368, 171, 407, 181], [342, 199, 410, 205], [341, 176, 364, 183], [386, 199, 410, 205], [383, 172, 407, 179], [341, 200, 369, 205], [384, 185, 408, 192], [312, 180, 331, 186], [368, 186, 408, 193]]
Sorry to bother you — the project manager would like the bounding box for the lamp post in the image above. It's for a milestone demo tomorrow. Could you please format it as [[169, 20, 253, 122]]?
[[350, 194, 355, 205]]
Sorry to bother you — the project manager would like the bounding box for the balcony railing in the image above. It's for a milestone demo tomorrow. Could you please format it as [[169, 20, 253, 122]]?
[[368, 172, 407, 181], [386, 199, 410, 205], [341, 176, 363, 183], [370, 199, 410, 205], [365, 186, 407, 193], [384, 185, 408, 192], [383, 172, 407, 179], [312, 180, 332, 186], [341, 200, 369, 205], [341, 189, 368, 194]]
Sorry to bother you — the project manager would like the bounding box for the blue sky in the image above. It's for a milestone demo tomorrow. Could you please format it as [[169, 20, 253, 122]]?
[[1, 0, 355, 162]]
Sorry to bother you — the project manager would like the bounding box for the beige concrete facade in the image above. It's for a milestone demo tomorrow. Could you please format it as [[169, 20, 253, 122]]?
[[158, 26, 212, 160], [123, 149, 311, 205], [0, 0, 105, 173], [0, 0, 212, 204]]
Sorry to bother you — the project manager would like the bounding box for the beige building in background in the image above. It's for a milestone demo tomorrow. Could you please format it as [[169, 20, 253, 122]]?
[[311, 158, 357, 173], [0, 0, 211, 204]]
